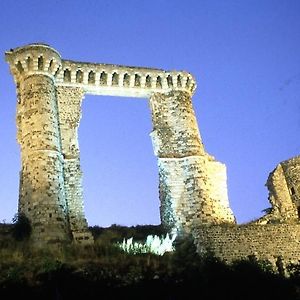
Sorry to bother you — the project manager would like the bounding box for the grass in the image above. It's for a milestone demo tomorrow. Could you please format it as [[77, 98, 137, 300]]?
[[0, 223, 300, 299]]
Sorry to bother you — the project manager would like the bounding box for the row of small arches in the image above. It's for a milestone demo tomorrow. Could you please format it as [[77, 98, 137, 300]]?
[[14, 57, 194, 90], [62, 69, 192, 89], [15, 55, 59, 75]]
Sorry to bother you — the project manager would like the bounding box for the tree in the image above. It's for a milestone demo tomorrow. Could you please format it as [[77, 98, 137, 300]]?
[[12, 213, 31, 241]]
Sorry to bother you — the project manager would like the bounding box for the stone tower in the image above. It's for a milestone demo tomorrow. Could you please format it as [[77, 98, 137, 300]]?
[[6, 43, 235, 244], [5, 44, 93, 244]]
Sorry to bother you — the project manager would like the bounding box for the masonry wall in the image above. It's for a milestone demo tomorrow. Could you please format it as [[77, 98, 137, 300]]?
[[193, 224, 300, 265], [281, 156, 300, 208], [150, 91, 235, 233], [57, 86, 93, 243], [5, 43, 240, 246], [18, 74, 70, 244]]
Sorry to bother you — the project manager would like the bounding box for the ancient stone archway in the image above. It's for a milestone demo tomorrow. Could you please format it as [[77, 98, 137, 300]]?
[[5, 44, 235, 245]]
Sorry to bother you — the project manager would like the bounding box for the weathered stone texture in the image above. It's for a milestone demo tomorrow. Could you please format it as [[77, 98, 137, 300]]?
[[17, 73, 70, 244], [257, 156, 300, 225], [194, 154, 300, 266], [281, 156, 300, 208], [158, 156, 235, 233], [6, 43, 234, 244], [193, 223, 300, 267], [150, 91, 205, 158], [150, 91, 235, 233], [57, 86, 93, 243], [5, 43, 300, 264]]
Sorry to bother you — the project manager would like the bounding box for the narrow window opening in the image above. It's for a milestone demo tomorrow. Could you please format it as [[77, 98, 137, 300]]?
[[123, 73, 130, 87], [48, 59, 54, 71], [100, 71, 107, 85], [112, 72, 119, 86], [76, 70, 83, 83], [16, 61, 24, 74], [38, 56, 44, 70], [134, 74, 141, 87], [26, 57, 32, 70], [54, 67, 60, 77], [186, 77, 191, 87], [167, 75, 173, 87], [177, 75, 182, 87], [64, 69, 71, 82], [156, 76, 162, 88], [145, 75, 151, 88], [88, 71, 95, 84]]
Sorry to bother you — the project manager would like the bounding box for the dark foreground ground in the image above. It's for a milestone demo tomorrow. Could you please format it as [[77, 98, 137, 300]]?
[[1, 224, 300, 300]]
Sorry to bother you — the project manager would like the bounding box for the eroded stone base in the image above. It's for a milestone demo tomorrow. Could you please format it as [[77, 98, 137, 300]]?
[[159, 154, 235, 234]]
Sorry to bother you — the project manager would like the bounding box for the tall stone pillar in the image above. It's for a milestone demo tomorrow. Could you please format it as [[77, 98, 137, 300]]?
[[57, 86, 94, 243], [5, 44, 71, 244], [150, 90, 235, 234]]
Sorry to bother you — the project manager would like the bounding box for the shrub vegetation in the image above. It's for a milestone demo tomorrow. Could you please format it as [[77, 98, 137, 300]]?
[[0, 223, 300, 299]]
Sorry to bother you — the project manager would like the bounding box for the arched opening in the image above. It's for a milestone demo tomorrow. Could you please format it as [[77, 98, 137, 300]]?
[[88, 71, 95, 84], [16, 61, 24, 74], [38, 56, 44, 71], [79, 95, 160, 227], [145, 75, 152, 88], [76, 70, 83, 83], [26, 57, 33, 70], [186, 77, 191, 88], [177, 74, 182, 87], [48, 59, 54, 72], [112, 72, 119, 86], [134, 74, 141, 87], [167, 75, 173, 87], [64, 69, 71, 82], [100, 71, 107, 85], [123, 73, 130, 87], [156, 76, 162, 89]]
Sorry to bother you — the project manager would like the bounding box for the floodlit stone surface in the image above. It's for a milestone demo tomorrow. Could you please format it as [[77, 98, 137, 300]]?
[[8, 43, 300, 266], [194, 156, 300, 266], [254, 156, 300, 225], [150, 90, 235, 233], [5, 43, 234, 244], [193, 223, 300, 268], [5, 44, 92, 244]]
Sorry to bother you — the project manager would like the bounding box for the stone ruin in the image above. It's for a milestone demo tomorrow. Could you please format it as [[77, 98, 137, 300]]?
[[5, 43, 235, 245], [5, 43, 300, 266]]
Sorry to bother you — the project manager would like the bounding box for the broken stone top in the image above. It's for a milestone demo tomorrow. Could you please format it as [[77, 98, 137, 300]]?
[[5, 43, 196, 98]]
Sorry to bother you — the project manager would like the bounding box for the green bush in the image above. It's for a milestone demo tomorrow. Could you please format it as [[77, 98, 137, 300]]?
[[11, 213, 31, 241]]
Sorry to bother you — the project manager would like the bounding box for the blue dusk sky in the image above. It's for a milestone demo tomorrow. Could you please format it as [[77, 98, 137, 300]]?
[[0, 0, 299, 227]]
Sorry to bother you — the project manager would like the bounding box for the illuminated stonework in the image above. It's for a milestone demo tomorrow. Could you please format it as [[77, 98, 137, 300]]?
[[193, 156, 300, 269], [258, 156, 300, 224], [5, 43, 235, 245]]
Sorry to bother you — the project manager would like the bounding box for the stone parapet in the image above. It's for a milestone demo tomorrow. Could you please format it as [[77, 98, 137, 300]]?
[[6, 44, 196, 98], [57, 60, 196, 97], [5, 43, 61, 83]]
